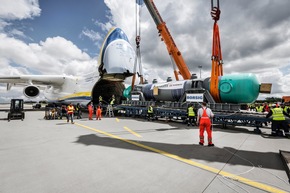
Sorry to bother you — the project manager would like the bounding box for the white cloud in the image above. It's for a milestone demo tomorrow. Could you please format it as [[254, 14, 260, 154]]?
[[0, 33, 96, 76], [0, 20, 9, 31], [95, 19, 114, 32], [80, 28, 102, 42], [104, 0, 136, 40], [40, 36, 91, 61], [0, 0, 41, 20], [8, 28, 27, 38]]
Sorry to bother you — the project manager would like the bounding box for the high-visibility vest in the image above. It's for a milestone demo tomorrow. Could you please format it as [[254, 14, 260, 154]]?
[[287, 106, 290, 114], [256, 106, 263, 112], [67, 105, 74, 114], [110, 98, 115, 105], [272, 108, 285, 121], [148, 106, 153, 113], [188, 107, 195, 116], [283, 106, 289, 114]]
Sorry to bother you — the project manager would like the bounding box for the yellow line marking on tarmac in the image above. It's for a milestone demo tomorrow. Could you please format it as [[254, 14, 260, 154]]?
[[123, 126, 142, 138], [116, 118, 120, 122], [74, 122, 288, 193]]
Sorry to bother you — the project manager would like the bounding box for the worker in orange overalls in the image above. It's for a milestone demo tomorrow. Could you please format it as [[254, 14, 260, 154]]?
[[196, 102, 215, 146], [87, 102, 94, 120], [96, 105, 102, 120]]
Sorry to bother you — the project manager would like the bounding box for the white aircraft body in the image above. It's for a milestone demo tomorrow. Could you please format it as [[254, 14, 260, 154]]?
[[0, 27, 135, 106]]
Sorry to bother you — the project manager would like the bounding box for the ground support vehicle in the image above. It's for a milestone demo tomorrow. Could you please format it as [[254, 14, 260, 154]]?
[[32, 103, 41, 109], [7, 99, 25, 122], [44, 106, 69, 120]]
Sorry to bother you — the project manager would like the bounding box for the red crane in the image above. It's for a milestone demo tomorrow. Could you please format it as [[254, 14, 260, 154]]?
[[142, 0, 224, 103], [143, 0, 192, 81]]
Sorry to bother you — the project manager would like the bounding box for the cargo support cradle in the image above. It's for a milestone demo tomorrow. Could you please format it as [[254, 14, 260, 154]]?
[[116, 101, 288, 133]]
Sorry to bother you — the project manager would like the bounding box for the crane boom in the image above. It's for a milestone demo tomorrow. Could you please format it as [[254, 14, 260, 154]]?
[[143, 0, 192, 80]]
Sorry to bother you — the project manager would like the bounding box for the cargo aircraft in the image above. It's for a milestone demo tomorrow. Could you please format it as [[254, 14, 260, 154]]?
[[0, 27, 135, 106], [0, 26, 271, 106]]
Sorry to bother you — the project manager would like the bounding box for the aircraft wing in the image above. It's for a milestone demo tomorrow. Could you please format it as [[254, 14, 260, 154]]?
[[0, 75, 68, 90], [0, 75, 75, 99]]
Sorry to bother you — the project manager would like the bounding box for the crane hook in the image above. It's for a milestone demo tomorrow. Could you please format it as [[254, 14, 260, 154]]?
[[211, 0, 221, 21]]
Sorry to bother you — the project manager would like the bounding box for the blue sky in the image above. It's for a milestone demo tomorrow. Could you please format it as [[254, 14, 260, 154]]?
[[0, 0, 290, 101], [4, 0, 108, 59]]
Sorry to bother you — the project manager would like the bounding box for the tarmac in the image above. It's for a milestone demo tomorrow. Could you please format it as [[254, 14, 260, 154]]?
[[0, 106, 290, 193]]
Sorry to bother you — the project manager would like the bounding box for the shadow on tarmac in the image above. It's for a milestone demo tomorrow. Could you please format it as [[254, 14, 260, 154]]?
[[74, 133, 285, 171]]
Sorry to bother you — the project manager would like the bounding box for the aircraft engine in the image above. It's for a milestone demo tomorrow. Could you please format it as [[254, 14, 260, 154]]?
[[23, 85, 40, 98]]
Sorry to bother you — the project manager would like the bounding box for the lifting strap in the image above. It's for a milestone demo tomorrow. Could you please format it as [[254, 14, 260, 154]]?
[[131, 0, 144, 93], [210, 0, 223, 103]]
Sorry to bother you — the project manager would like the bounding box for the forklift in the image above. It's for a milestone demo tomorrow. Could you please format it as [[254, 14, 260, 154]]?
[[7, 99, 25, 121]]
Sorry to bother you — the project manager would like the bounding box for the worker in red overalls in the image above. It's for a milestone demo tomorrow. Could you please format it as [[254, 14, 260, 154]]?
[[96, 105, 102, 120], [196, 102, 215, 146], [87, 102, 94, 120]]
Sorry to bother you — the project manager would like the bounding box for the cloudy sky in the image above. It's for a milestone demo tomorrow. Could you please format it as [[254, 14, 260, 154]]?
[[0, 0, 290, 102]]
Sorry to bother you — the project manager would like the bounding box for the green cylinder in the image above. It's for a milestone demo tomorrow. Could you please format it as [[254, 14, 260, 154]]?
[[219, 73, 260, 103], [123, 85, 131, 98]]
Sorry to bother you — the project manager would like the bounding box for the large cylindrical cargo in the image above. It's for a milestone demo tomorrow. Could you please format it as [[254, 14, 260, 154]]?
[[132, 73, 260, 104], [134, 80, 191, 101], [218, 74, 260, 103]]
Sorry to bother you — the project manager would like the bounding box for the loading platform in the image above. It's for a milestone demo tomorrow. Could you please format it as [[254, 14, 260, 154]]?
[[116, 101, 288, 133]]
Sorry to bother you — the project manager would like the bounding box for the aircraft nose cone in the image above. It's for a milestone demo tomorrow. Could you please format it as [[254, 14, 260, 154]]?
[[99, 28, 135, 81]]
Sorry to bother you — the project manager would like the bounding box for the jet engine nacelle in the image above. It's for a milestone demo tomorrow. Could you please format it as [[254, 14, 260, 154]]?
[[23, 85, 40, 98]]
